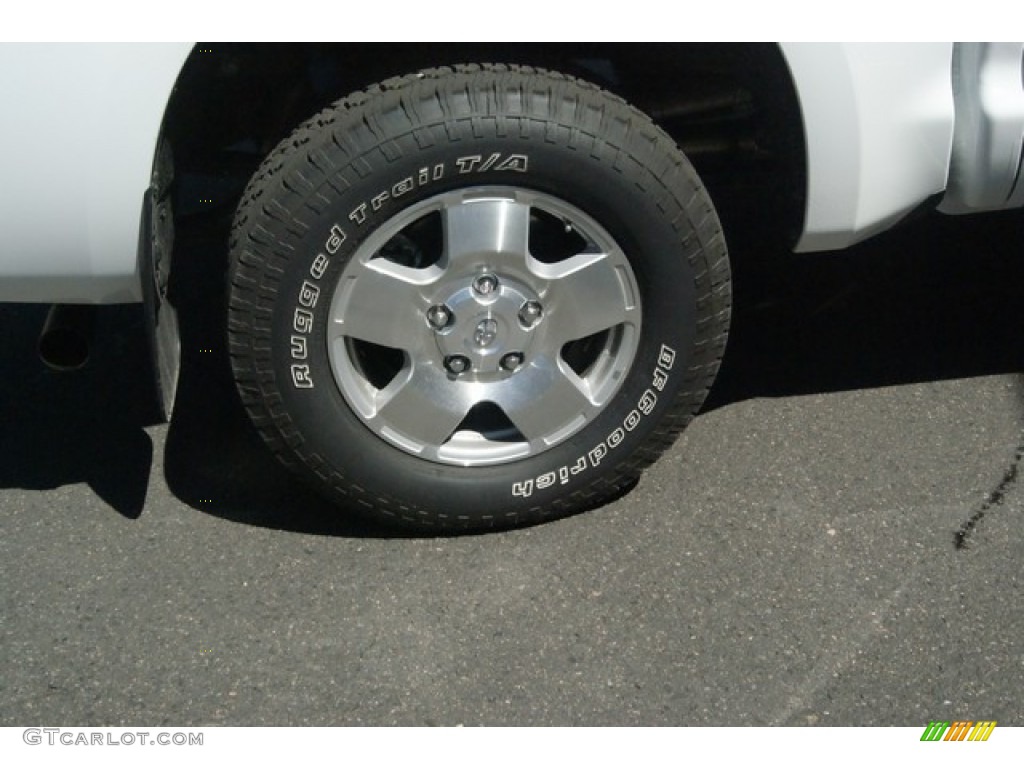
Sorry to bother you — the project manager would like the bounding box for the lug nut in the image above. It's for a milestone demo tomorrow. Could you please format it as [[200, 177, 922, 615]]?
[[500, 352, 525, 372], [518, 301, 543, 327], [473, 274, 499, 296], [444, 355, 471, 375], [426, 304, 452, 331]]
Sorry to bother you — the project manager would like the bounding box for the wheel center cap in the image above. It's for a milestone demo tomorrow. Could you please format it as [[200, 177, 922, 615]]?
[[430, 275, 542, 377], [473, 318, 499, 348]]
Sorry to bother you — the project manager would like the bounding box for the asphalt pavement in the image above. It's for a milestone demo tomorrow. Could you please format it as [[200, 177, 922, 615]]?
[[1, 207, 1022, 726]]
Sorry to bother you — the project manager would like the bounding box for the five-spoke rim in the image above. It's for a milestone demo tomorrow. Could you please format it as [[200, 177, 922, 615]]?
[[327, 187, 641, 466]]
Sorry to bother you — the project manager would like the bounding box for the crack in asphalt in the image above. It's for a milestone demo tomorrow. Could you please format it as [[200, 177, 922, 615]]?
[[954, 437, 1024, 550]]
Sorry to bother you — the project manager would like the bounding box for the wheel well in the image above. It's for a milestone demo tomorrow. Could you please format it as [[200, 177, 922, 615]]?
[[161, 42, 805, 249]]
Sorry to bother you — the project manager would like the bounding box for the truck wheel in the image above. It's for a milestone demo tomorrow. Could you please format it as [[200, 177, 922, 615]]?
[[227, 64, 730, 532]]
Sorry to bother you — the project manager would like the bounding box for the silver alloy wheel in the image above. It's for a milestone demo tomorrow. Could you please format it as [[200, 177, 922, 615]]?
[[327, 187, 642, 466]]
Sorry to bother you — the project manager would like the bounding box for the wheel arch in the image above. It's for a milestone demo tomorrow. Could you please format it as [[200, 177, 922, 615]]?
[[159, 43, 808, 259]]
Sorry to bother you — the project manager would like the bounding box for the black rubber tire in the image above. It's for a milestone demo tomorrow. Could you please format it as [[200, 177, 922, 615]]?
[[227, 64, 730, 532]]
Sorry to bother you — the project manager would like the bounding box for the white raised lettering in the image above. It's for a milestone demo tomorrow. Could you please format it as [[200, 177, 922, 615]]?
[[624, 409, 641, 431], [495, 154, 528, 172], [456, 155, 482, 173], [536, 472, 556, 490], [349, 202, 368, 225], [392, 177, 414, 198], [298, 280, 320, 309], [310, 253, 330, 280], [293, 308, 314, 334], [291, 364, 314, 389], [638, 389, 657, 416], [512, 479, 534, 498], [658, 344, 677, 370], [588, 442, 608, 468], [325, 224, 346, 254]]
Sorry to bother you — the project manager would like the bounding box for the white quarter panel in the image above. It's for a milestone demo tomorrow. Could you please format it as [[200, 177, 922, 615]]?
[[0, 44, 192, 303], [781, 43, 956, 252]]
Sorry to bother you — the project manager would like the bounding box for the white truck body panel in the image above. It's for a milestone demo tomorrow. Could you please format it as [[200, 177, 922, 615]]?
[[0, 43, 1020, 303], [0, 43, 192, 303], [780, 42, 957, 252]]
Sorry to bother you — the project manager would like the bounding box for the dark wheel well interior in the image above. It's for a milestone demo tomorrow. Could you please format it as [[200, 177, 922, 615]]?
[[162, 43, 804, 243]]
